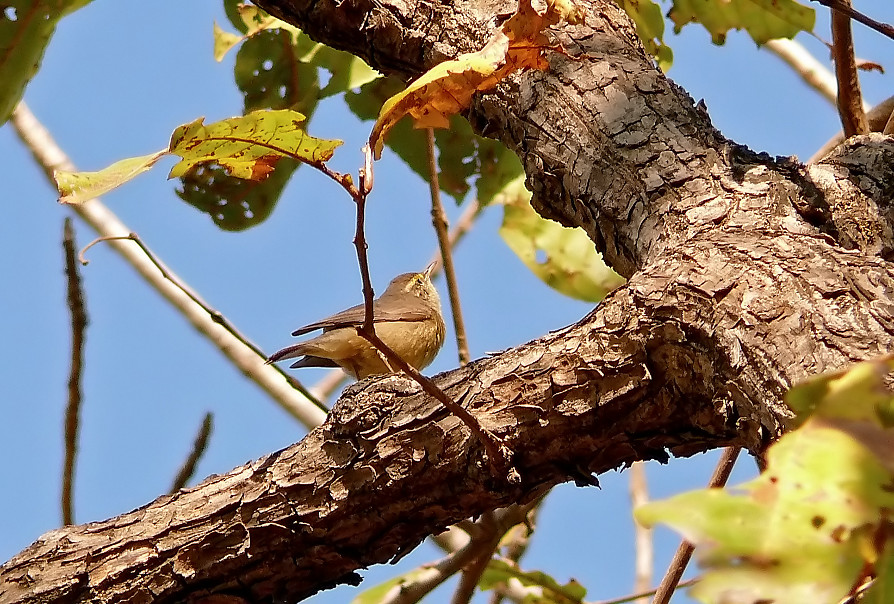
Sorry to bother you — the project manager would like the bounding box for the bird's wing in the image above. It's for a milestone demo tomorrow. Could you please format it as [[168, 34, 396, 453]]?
[[290, 298, 433, 336]]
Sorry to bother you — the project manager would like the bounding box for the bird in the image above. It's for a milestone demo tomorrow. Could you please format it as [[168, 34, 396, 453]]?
[[267, 263, 446, 379]]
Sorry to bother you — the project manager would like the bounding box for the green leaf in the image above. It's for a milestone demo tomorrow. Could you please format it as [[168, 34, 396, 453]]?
[[479, 559, 586, 603], [310, 45, 380, 98], [350, 567, 431, 604], [476, 141, 524, 207], [212, 21, 243, 62], [669, 0, 815, 45], [618, 0, 673, 71], [637, 366, 894, 604], [498, 176, 625, 302], [56, 151, 167, 205], [346, 77, 523, 205], [786, 357, 894, 427], [174, 158, 299, 231], [167, 109, 342, 180], [0, 0, 93, 125], [55, 110, 341, 209], [182, 29, 322, 231]]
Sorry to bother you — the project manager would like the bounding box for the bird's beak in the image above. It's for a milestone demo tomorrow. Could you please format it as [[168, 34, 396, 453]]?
[[423, 261, 438, 279]]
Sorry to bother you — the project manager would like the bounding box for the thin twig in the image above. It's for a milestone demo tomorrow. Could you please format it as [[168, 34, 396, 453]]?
[[809, 94, 894, 162], [11, 102, 328, 430], [811, 0, 894, 41], [78, 232, 327, 414], [308, 197, 484, 400], [169, 412, 213, 493], [830, 0, 869, 137], [629, 461, 652, 604], [382, 506, 530, 604], [62, 217, 88, 526], [313, 146, 513, 475], [763, 38, 840, 108], [425, 128, 470, 365], [595, 578, 699, 604], [451, 512, 500, 604], [649, 447, 741, 604]]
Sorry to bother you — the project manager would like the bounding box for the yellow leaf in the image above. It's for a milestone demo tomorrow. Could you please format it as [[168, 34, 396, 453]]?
[[55, 151, 167, 205]]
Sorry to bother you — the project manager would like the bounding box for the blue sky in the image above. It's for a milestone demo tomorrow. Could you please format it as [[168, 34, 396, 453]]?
[[1, 1, 892, 602]]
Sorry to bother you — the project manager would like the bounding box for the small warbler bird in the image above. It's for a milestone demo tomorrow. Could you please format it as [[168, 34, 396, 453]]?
[[267, 263, 446, 379]]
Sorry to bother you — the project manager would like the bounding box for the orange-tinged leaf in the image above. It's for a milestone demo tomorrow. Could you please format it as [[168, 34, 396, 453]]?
[[168, 109, 342, 181], [369, 0, 584, 158]]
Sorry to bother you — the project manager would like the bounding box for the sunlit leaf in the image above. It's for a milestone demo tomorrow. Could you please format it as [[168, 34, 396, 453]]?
[[369, 0, 584, 158], [350, 567, 431, 604], [637, 359, 894, 604], [56, 151, 167, 205], [212, 21, 242, 62], [168, 110, 341, 181], [480, 558, 586, 603], [185, 28, 322, 230], [348, 77, 516, 204], [669, 0, 815, 45], [618, 0, 673, 71], [0, 0, 93, 125], [498, 176, 624, 302], [786, 356, 894, 428]]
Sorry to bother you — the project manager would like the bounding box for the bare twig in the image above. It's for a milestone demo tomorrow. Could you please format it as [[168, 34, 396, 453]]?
[[381, 505, 530, 604], [811, 0, 894, 41], [11, 102, 328, 430], [451, 512, 500, 604], [830, 0, 869, 137], [303, 145, 512, 474], [425, 128, 470, 365], [763, 38, 840, 107], [809, 94, 894, 162], [62, 217, 88, 526], [595, 578, 699, 604], [629, 461, 652, 604], [649, 447, 741, 604], [169, 412, 213, 493]]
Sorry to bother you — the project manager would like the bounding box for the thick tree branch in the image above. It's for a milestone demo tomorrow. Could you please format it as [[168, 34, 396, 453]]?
[[5, 1, 894, 602]]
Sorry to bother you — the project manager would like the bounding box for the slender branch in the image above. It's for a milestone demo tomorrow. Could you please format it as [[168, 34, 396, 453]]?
[[61, 217, 88, 526], [425, 128, 470, 365], [381, 506, 530, 604], [353, 146, 377, 329], [763, 38, 840, 108], [830, 0, 869, 137], [305, 145, 512, 474], [169, 412, 214, 493], [628, 462, 652, 604], [10, 102, 328, 430], [649, 447, 741, 604], [595, 578, 699, 604], [451, 512, 500, 604], [811, 0, 894, 41], [77, 232, 328, 416]]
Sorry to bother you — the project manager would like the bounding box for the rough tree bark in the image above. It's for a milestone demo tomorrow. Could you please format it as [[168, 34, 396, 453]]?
[[3, 0, 894, 602]]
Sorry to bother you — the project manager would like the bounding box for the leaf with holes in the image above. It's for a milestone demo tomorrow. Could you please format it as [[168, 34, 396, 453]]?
[[167, 110, 341, 181], [0, 0, 93, 125]]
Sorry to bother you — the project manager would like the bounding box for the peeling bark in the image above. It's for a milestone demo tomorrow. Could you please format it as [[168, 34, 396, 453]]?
[[3, 0, 894, 602]]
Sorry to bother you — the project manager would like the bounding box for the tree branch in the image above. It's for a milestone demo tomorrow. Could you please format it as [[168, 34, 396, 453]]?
[[10, 103, 328, 430]]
